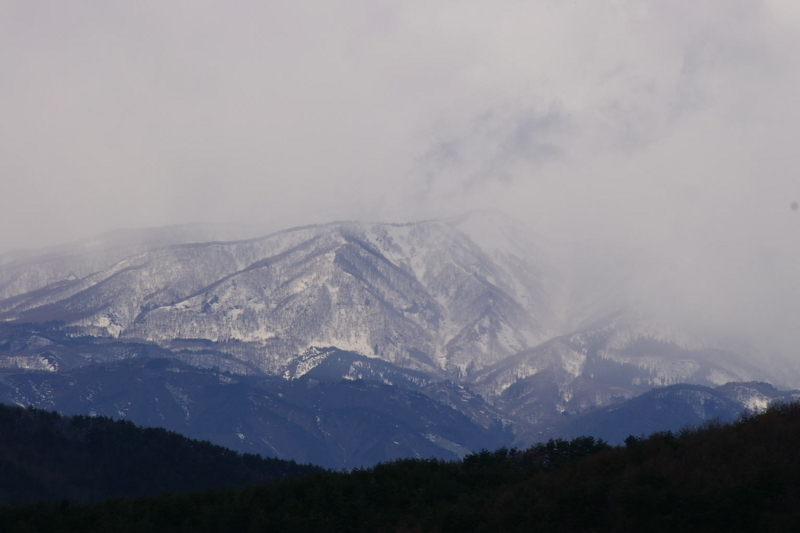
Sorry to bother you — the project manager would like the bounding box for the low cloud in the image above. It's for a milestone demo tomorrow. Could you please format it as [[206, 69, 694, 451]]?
[[2, 1, 799, 369]]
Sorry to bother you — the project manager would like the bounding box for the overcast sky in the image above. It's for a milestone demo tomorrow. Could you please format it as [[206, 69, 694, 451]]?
[[2, 1, 800, 365]]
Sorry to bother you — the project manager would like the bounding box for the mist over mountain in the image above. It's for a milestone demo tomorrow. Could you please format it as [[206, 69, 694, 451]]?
[[0, 213, 796, 466], [4, 4, 800, 520], [1, 212, 559, 376]]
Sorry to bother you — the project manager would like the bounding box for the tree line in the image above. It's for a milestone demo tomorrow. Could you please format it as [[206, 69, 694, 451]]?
[[0, 403, 320, 505], [3, 401, 800, 531]]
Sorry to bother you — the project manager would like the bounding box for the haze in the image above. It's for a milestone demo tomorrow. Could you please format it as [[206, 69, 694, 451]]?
[[1, 1, 799, 374]]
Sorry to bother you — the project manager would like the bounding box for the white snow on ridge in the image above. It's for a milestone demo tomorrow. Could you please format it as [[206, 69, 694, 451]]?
[[0, 355, 58, 372], [0, 214, 778, 391]]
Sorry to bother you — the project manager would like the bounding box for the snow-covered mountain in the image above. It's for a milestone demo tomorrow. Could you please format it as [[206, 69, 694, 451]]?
[[533, 381, 800, 445], [0, 212, 557, 376], [0, 213, 791, 465], [0, 223, 269, 301], [471, 309, 774, 426]]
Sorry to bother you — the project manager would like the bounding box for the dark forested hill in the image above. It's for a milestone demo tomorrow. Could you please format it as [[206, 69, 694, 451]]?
[[0, 404, 321, 505], [3, 402, 800, 532]]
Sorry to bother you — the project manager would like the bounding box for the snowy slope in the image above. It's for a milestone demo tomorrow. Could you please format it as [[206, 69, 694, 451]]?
[[0, 214, 557, 376], [1, 212, 786, 440], [470, 309, 774, 427], [0, 224, 269, 302]]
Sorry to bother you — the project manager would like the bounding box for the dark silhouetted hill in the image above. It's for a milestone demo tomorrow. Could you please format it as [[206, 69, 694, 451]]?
[[4, 401, 800, 531], [0, 403, 321, 505]]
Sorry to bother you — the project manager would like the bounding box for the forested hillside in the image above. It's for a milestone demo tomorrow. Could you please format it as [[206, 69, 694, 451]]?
[[3, 402, 800, 532], [0, 404, 320, 505]]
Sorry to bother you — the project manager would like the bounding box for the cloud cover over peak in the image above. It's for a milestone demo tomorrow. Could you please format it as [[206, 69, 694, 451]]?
[[2, 1, 799, 366]]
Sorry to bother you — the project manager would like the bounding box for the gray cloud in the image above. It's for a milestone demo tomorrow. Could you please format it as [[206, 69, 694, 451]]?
[[411, 103, 567, 205], [2, 1, 800, 368]]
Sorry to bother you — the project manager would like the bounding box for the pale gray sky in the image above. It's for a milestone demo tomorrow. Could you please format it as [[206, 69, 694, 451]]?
[[2, 1, 800, 363]]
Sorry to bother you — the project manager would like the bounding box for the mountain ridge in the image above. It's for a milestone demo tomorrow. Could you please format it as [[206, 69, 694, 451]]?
[[0, 213, 790, 466], [0, 213, 558, 377]]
